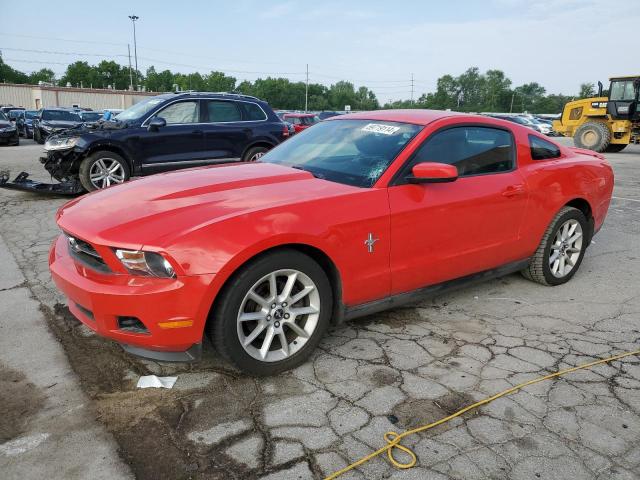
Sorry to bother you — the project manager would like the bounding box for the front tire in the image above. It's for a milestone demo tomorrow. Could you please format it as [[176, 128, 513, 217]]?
[[79, 151, 130, 191], [522, 206, 588, 286], [210, 249, 333, 375], [34, 128, 44, 144], [574, 121, 610, 152]]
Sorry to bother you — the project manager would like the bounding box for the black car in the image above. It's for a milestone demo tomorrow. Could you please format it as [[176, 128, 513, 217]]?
[[16, 110, 38, 138], [0, 110, 20, 146], [78, 111, 104, 124], [1, 106, 24, 116], [33, 108, 83, 144], [42, 92, 289, 191], [318, 111, 343, 120], [8, 108, 25, 123]]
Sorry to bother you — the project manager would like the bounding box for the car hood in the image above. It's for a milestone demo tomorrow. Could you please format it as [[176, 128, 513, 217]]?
[[0, 120, 12, 128], [56, 162, 358, 248]]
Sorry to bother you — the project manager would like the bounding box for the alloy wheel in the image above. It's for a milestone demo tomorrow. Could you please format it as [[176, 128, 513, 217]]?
[[89, 158, 125, 189], [250, 152, 265, 161], [237, 269, 320, 362], [549, 219, 583, 278]]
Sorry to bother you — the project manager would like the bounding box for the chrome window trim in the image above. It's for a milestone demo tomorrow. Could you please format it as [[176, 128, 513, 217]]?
[[141, 98, 269, 127]]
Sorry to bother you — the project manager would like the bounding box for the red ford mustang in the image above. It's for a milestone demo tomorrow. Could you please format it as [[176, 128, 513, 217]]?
[[49, 110, 614, 375]]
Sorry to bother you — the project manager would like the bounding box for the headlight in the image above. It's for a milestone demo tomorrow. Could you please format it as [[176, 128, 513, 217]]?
[[41, 124, 53, 131], [114, 249, 176, 278], [44, 136, 80, 151]]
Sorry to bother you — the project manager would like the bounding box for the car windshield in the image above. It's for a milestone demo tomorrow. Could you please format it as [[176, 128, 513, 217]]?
[[261, 119, 422, 188], [300, 116, 319, 126], [115, 97, 166, 121], [0, 111, 8, 121], [25, 111, 37, 119], [42, 110, 81, 121]]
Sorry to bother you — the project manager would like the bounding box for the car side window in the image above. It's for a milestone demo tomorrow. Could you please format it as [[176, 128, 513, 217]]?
[[240, 102, 267, 121], [409, 126, 515, 177], [206, 101, 241, 122], [157, 101, 199, 124], [529, 135, 561, 160]]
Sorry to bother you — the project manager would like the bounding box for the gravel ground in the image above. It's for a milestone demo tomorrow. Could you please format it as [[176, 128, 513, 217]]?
[[1, 137, 639, 480]]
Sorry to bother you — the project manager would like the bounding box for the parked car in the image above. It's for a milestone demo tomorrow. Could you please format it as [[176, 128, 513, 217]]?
[[522, 116, 554, 136], [282, 113, 320, 133], [78, 110, 104, 124], [33, 108, 83, 144], [17, 110, 38, 138], [489, 114, 542, 133], [49, 110, 613, 374], [41, 92, 289, 191], [8, 108, 25, 124], [0, 110, 19, 145], [1, 105, 24, 117]]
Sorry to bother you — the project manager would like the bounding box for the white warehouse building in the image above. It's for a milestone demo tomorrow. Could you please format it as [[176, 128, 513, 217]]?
[[0, 83, 158, 110]]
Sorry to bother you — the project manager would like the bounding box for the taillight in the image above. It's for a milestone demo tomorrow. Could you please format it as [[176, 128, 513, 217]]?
[[282, 125, 289, 138]]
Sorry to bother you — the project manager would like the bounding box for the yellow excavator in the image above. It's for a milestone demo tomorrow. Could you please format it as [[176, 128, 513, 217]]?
[[553, 75, 640, 152]]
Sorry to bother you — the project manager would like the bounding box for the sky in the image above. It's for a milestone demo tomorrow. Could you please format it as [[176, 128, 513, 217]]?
[[1, 0, 638, 103]]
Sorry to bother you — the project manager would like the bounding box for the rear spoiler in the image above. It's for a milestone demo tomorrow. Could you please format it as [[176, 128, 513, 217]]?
[[569, 147, 605, 160]]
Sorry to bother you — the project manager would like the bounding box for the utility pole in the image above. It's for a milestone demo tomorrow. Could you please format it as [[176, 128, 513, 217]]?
[[410, 73, 414, 105], [127, 44, 133, 90], [305, 64, 309, 113], [128, 15, 139, 89], [509, 92, 515, 113]]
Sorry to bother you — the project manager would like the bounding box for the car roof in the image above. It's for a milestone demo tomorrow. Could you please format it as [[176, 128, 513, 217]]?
[[329, 109, 466, 126]]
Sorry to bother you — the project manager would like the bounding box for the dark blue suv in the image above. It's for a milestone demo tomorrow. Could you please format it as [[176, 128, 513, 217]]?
[[42, 92, 289, 191]]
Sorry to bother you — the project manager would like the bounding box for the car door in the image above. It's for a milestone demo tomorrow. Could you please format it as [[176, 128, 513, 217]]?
[[387, 124, 529, 295], [202, 100, 250, 161], [138, 99, 207, 173]]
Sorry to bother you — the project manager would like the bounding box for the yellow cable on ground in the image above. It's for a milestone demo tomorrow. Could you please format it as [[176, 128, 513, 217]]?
[[325, 348, 640, 480]]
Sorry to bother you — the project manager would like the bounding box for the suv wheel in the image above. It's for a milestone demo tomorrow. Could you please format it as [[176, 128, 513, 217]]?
[[210, 249, 332, 375], [243, 146, 270, 162], [79, 151, 130, 191], [34, 128, 44, 144], [522, 206, 588, 286]]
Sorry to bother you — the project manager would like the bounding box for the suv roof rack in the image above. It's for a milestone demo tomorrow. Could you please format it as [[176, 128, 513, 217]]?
[[175, 91, 260, 101]]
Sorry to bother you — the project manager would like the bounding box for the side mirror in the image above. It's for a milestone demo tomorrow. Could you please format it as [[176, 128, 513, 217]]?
[[406, 162, 458, 184], [148, 116, 166, 131]]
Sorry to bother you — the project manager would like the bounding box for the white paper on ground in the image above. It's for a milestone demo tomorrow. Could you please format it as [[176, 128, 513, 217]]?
[[136, 375, 178, 389]]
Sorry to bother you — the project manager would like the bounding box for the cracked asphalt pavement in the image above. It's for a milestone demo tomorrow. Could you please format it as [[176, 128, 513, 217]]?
[[1, 138, 639, 479]]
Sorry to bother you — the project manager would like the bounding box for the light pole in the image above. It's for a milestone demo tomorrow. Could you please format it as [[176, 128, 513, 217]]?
[[128, 15, 139, 89]]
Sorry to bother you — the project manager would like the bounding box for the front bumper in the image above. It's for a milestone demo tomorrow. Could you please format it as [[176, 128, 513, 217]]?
[[0, 129, 18, 144], [49, 234, 215, 360]]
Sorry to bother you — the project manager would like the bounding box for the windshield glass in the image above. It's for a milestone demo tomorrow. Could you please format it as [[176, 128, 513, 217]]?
[[25, 110, 37, 119], [261, 119, 422, 187], [300, 116, 319, 126], [0, 111, 7, 121], [115, 97, 166, 121], [42, 110, 81, 121], [610, 80, 637, 101]]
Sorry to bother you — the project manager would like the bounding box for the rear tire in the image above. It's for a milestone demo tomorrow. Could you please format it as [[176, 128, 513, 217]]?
[[605, 143, 627, 153], [79, 151, 130, 191], [34, 128, 44, 144], [522, 206, 588, 286], [574, 121, 610, 152], [210, 249, 332, 376], [243, 146, 270, 162]]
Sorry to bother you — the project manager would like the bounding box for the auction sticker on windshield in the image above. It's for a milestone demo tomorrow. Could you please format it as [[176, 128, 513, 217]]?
[[361, 123, 401, 135]]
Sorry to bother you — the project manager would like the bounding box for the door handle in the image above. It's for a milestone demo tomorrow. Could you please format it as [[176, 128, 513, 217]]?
[[501, 185, 526, 197]]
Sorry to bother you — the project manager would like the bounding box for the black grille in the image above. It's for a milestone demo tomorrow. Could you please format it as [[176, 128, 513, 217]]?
[[65, 233, 111, 273]]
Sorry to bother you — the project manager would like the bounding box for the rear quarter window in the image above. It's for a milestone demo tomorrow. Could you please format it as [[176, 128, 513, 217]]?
[[529, 135, 561, 160], [240, 102, 267, 121]]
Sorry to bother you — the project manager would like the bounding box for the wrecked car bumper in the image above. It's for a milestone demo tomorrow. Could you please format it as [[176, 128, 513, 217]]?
[[49, 234, 213, 361], [0, 170, 84, 195]]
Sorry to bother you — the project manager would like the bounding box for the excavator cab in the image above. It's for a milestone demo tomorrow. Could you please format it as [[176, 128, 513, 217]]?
[[607, 76, 640, 121]]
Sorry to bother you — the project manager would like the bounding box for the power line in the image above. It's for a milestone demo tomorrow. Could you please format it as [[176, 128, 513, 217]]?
[[0, 32, 126, 46]]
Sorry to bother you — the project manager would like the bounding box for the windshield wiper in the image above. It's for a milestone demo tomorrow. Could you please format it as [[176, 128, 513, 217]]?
[[289, 165, 322, 179]]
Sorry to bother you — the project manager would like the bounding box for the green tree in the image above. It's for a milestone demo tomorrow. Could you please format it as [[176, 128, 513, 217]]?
[[578, 82, 595, 99], [27, 68, 56, 85], [0, 55, 29, 83]]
